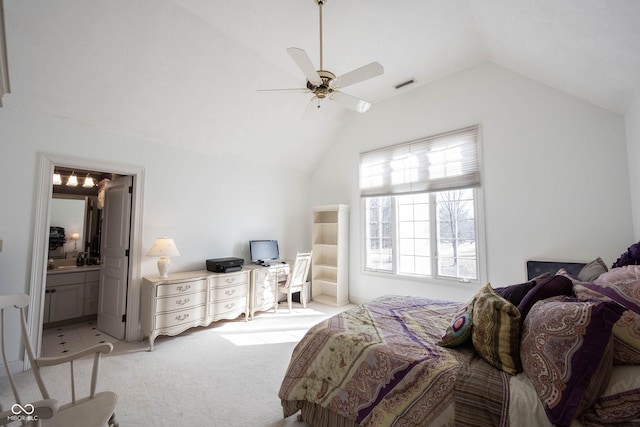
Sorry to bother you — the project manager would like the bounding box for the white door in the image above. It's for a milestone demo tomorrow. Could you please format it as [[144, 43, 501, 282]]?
[[98, 175, 132, 339]]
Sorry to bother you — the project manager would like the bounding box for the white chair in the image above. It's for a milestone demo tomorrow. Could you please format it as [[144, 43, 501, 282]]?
[[275, 252, 312, 313], [0, 294, 118, 427]]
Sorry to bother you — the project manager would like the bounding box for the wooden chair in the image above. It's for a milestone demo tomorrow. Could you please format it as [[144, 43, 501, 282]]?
[[275, 252, 312, 313], [0, 294, 118, 427]]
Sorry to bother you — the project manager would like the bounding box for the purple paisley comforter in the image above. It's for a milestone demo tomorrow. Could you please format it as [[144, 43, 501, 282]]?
[[279, 295, 509, 427]]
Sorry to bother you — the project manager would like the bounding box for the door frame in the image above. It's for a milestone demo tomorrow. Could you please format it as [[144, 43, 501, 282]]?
[[27, 153, 145, 365]]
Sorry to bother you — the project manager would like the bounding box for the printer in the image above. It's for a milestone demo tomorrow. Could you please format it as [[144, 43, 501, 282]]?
[[206, 257, 244, 273]]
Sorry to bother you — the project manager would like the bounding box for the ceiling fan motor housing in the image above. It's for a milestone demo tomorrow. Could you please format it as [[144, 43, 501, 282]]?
[[307, 70, 336, 98]]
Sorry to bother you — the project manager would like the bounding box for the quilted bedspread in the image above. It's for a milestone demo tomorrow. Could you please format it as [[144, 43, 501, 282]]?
[[279, 295, 489, 427]]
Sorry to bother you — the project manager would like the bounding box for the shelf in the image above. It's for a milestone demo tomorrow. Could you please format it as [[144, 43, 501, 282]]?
[[313, 276, 337, 285], [312, 293, 343, 307]]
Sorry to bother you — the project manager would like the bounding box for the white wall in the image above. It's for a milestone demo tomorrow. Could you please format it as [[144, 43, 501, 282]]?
[[311, 62, 633, 304], [625, 95, 640, 240], [0, 108, 311, 362]]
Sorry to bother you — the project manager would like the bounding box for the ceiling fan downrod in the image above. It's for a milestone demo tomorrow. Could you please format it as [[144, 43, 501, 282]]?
[[318, 0, 325, 70]]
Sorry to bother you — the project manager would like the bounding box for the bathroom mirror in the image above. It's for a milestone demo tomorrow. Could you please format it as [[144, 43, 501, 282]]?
[[50, 195, 101, 259]]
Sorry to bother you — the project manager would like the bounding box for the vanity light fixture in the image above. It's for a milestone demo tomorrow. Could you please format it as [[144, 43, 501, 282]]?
[[83, 173, 95, 188], [147, 237, 180, 278], [66, 172, 78, 187], [52, 173, 62, 185]]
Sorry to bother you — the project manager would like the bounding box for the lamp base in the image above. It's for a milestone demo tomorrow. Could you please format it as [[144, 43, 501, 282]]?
[[157, 256, 171, 278]]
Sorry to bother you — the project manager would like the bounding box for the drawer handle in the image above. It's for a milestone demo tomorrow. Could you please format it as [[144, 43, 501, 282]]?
[[225, 277, 236, 284], [176, 298, 190, 306], [224, 289, 236, 296], [225, 302, 236, 309], [176, 284, 191, 292], [175, 313, 190, 322]]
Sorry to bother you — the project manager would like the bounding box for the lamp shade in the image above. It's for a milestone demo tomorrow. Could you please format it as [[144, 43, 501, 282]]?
[[70, 232, 80, 240], [147, 237, 180, 257]]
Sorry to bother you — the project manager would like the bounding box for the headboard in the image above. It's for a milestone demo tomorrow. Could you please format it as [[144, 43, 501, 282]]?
[[526, 260, 586, 280]]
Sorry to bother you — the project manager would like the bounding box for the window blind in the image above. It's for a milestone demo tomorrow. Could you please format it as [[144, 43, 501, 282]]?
[[359, 125, 480, 197]]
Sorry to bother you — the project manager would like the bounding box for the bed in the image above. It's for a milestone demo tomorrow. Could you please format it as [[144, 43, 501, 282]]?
[[278, 253, 640, 427]]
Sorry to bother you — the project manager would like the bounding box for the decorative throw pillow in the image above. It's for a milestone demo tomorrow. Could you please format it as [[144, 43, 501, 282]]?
[[612, 241, 640, 268], [437, 297, 475, 347], [471, 284, 522, 374], [493, 273, 550, 306], [520, 297, 626, 427], [577, 257, 608, 282], [517, 275, 573, 319]]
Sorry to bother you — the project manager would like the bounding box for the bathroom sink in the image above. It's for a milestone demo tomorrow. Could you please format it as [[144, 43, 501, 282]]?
[[55, 265, 78, 270]]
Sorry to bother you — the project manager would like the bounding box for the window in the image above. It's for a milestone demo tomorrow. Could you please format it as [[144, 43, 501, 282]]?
[[361, 126, 482, 282]]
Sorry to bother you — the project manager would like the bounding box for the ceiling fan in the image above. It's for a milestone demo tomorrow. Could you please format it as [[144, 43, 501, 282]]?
[[261, 0, 384, 113]]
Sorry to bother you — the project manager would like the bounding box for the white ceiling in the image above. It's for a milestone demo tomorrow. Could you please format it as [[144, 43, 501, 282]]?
[[4, 0, 640, 172]]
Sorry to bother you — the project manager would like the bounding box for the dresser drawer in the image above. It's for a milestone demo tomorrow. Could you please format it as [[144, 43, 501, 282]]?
[[253, 283, 276, 305], [155, 305, 206, 329], [156, 291, 207, 313], [209, 297, 246, 316], [156, 279, 207, 297], [210, 272, 248, 288], [210, 283, 247, 302]]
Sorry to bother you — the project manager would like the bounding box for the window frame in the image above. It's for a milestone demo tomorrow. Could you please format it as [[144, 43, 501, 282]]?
[[360, 125, 486, 286]]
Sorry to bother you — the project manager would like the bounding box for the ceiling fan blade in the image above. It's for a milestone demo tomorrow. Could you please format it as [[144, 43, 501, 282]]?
[[331, 91, 372, 113], [287, 47, 323, 86], [333, 62, 384, 89]]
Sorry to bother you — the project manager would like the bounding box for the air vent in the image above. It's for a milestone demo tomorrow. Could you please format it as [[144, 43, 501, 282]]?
[[394, 79, 416, 90]]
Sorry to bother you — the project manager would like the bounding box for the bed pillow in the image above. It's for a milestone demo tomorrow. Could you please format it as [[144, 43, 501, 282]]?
[[579, 365, 640, 425], [471, 284, 522, 374], [493, 273, 549, 306], [438, 297, 475, 347], [594, 265, 640, 285], [574, 279, 640, 365], [576, 257, 608, 282], [517, 275, 573, 319], [520, 297, 626, 427]]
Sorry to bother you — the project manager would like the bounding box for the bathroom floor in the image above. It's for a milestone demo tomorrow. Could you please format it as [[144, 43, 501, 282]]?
[[42, 319, 120, 357]]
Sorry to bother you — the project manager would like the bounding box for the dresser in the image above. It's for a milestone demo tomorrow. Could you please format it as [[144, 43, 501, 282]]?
[[244, 263, 290, 319], [141, 269, 249, 351]]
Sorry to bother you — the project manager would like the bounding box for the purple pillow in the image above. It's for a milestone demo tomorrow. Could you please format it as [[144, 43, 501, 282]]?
[[521, 297, 626, 427], [494, 273, 550, 306], [612, 241, 640, 268], [517, 275, 573, 318]]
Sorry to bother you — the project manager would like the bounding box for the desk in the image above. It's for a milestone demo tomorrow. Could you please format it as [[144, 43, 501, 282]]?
[[244, 263, 290, 319]]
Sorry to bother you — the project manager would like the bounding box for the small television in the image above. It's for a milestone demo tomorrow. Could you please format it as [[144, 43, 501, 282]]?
[[250, 240, 279, 263]]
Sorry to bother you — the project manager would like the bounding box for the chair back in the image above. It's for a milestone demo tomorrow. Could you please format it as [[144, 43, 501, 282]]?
[[285, 252, 312, 290], [1, 294, 59, 424]]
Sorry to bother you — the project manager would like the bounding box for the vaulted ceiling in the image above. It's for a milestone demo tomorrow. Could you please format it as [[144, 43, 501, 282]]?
[[3, 0, 640, 172]]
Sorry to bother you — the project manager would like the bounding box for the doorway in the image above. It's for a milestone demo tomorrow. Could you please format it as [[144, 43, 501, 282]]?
[[27, 153, 145, 363]]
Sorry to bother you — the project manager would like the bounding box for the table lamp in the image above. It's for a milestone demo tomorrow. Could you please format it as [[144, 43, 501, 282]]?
[[147, 237, 180, 278]]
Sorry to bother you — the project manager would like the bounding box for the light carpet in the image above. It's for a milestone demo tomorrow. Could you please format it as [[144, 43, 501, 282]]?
[[1, 302, 353, 426]]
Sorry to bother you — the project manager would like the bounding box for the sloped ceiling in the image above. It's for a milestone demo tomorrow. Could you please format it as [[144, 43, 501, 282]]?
[[3, 0, 640, 172]]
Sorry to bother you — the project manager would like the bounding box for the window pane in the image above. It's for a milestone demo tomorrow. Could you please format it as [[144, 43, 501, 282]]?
[[436, 190, 477, 279], [397, 194, 431, 275], [365, 197, 393, 271]]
